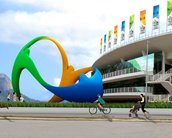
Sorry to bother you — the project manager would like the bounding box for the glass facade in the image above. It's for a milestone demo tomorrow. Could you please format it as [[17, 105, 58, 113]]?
[[128, 53, 154, 72], [101, 51, 169, 94], [100, 53, 155, 75]]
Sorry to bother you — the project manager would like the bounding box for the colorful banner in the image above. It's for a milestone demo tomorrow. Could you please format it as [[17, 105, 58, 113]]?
[[129, 15, 134, 38], [108, 30, 112, 48], [121, 21, 125, 41], [140, 10, 146, 34], [152, 5, 160, 30], [167, 0, 172, 26], [104, 34, 106, 52], [114, 25, 118, 45], [100, 38, 102, 54]]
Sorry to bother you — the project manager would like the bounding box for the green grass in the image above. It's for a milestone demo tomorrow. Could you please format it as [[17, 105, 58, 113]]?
[[0, 100, 172, 108]]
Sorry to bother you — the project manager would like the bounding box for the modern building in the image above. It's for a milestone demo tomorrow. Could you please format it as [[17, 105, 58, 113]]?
[[93, 1, 172, 102]]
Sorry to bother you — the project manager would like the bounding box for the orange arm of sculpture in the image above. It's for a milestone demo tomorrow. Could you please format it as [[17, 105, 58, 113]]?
[[46, 38, 94, 103]]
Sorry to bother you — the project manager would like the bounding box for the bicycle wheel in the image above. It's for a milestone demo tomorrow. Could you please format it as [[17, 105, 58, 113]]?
[[89, 107, 97, 115], [103, 107, 111, 114]]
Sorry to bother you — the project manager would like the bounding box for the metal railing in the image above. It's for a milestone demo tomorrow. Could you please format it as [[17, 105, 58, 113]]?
[[148, 68, 172, 82], [100, 26, 172, 56], [148, 94, 171, 102], [104, 87, 153, 94], [148, 70, 163, 81], [102, 68, 143, 79], [165, 68, 172, 74]]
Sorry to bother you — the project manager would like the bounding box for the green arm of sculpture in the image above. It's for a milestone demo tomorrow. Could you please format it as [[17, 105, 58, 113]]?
[[12, 37, 51, 98]]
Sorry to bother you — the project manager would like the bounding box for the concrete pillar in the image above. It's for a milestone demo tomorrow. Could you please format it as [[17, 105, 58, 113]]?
[[162, 51, 165, 74]]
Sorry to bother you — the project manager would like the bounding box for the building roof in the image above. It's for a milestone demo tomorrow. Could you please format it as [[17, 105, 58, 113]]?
[[93, 31, 172, 68]]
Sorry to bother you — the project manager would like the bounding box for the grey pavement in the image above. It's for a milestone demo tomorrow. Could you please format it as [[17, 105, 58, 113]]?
[[0, 108, 172, 138], [0, 107, 172, 120], [0, 120, 172, 138]]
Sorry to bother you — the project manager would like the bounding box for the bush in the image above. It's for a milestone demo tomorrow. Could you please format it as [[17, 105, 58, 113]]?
[[0, 101, 172, 108]]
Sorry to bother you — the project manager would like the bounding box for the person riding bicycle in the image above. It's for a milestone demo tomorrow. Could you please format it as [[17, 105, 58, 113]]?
[[95, 94, 105, 111]]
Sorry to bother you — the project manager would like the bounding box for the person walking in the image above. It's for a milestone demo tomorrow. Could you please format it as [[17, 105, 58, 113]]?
[[7, 92, 10, 101], [140, 94, 149, 115], [13, 92, 17, 102]]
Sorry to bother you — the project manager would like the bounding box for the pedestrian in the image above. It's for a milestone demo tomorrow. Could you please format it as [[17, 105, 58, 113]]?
[[7, 92, 10, 101], [140, 94, 149, 114], [13, 92, 16, 102]]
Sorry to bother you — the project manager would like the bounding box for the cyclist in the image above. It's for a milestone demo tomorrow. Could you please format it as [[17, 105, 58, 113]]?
[[95, 94, 105, 111]]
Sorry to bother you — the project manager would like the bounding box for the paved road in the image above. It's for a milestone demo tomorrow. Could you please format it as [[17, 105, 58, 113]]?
[[0, 107, 172, 120], [0, 119, 172, 138], [0, 108, 172, 138]]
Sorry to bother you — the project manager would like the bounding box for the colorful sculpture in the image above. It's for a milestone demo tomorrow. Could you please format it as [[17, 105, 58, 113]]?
[[11, 36, 103, 102]]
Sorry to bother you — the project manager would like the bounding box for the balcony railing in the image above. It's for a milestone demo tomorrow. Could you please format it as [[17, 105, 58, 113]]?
[[104, 87, 153, 94], [148, 68, 172, 82], [102, 68, 143, 79], [101, 26, 172, 56]]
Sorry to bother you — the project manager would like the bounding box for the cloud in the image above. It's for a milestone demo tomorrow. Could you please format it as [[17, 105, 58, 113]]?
[[0, 9, 104, 60], [0, 0, 166, 101], [0, 0, 164, 47], [0, 0, 166, 71], [0, 6, 103, 69], [0, 0, 144, 45]]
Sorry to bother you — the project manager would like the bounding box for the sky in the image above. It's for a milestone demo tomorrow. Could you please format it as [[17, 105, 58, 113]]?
[[0, 0, 166, 101]]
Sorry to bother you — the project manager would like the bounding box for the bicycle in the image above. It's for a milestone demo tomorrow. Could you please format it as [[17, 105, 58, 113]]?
[[89, 105, 111, 115]]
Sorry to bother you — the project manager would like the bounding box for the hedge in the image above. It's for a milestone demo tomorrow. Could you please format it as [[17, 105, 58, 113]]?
[[0, 100, 172, 108]]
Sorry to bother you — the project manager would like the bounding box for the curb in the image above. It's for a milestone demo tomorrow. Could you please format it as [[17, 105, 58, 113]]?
[[1, 116, 172, 123]]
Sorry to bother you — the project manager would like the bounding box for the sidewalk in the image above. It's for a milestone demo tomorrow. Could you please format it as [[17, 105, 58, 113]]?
[[0, 107, 172, 121]]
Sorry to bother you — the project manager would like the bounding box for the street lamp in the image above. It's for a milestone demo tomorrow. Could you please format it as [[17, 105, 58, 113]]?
[[145, 40, 149, 102]]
